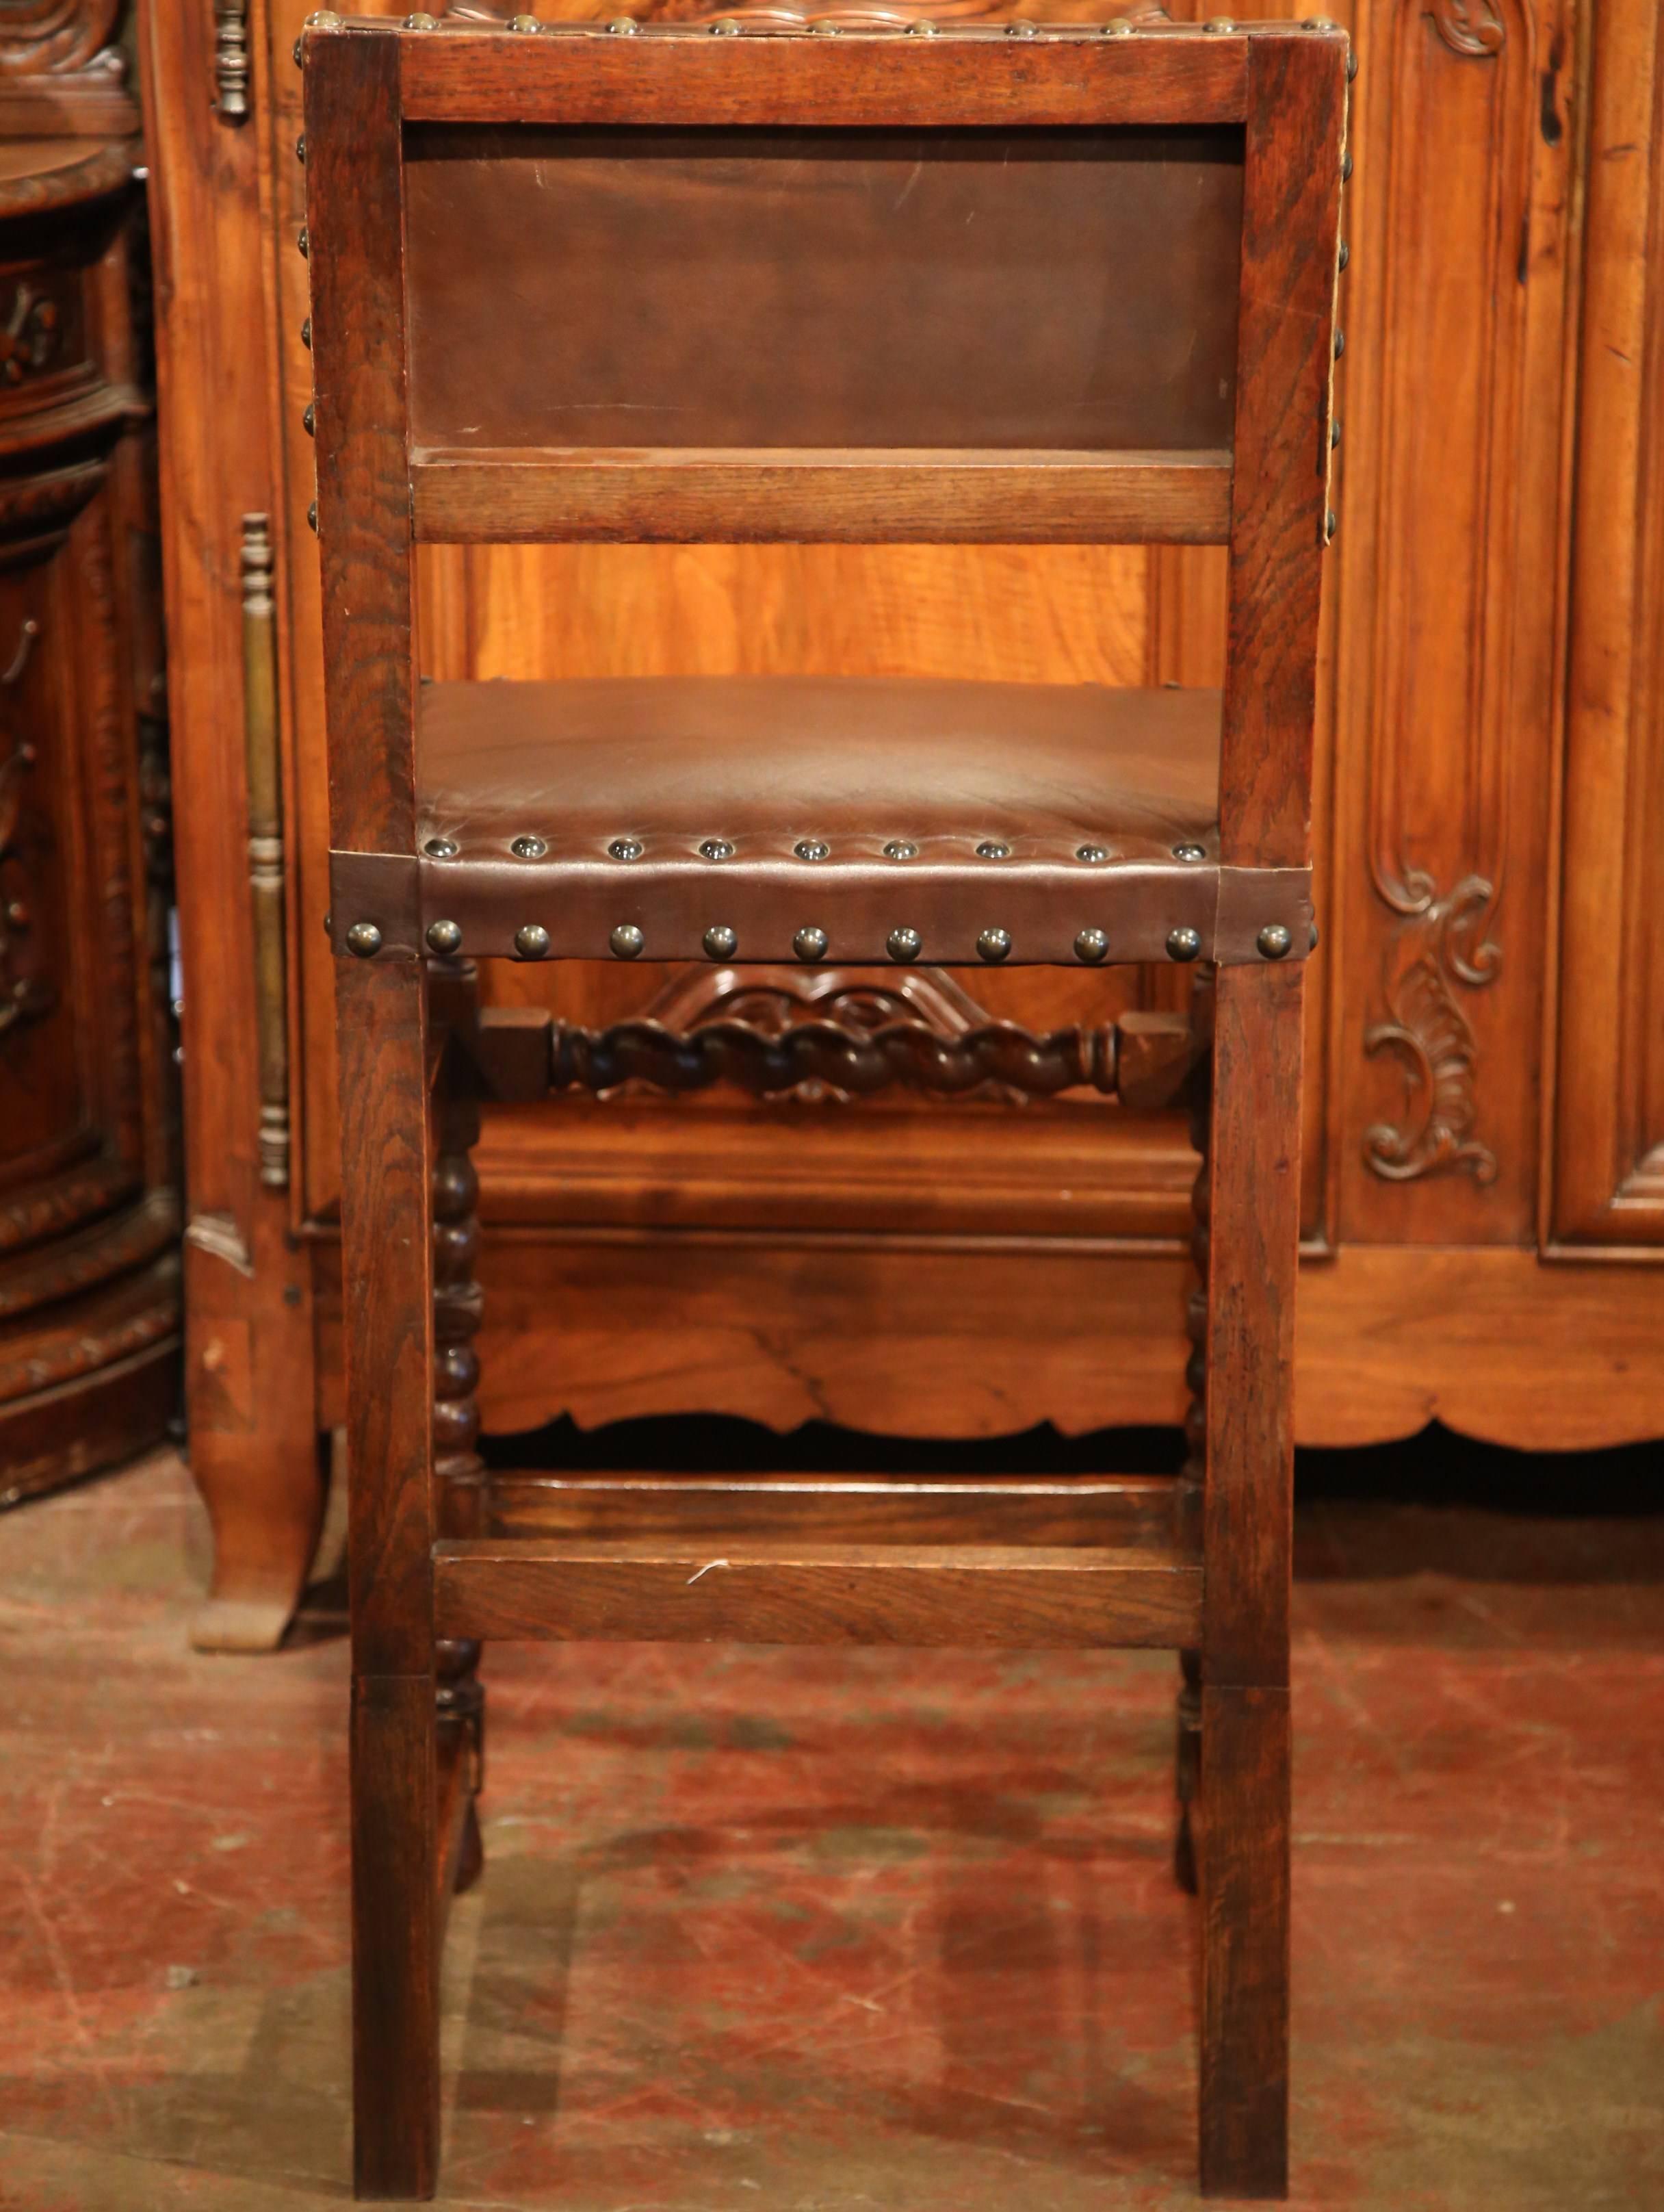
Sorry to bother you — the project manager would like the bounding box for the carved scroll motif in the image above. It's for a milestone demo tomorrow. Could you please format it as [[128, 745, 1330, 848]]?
[[1431, 0, 1505, 58], [1363, 873, 1500, 1183]]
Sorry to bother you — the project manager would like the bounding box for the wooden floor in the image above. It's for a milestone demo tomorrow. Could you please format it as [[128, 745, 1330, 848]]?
[[2, 1445, 1662, 2210]]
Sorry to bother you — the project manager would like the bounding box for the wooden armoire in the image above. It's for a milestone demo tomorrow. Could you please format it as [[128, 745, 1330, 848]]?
[[140, 0, 1664, 1649]]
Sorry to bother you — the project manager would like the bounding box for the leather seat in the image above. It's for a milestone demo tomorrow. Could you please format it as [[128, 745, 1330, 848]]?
[[402, 674, 1306, 967]]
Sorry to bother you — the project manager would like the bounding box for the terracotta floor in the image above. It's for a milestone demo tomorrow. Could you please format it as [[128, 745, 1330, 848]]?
[[3, 1445, 1662, 2211]]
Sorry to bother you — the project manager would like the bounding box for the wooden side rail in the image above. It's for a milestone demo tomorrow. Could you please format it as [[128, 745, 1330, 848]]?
[[470, 1005, 1202, 1109], [488, 1471, 1184, 1549], [434, 1536, 1203, 1649], [411, 448, 1234, 548]]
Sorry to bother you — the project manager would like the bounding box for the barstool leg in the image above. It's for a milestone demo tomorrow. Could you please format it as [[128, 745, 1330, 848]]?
[[1195, 963, 1301, 2200], [339, 957, 442, 2201]]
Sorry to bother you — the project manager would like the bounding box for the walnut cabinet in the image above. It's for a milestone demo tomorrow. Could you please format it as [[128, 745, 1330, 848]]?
[[0, 7, 178, 1505], [139, 0, 1664, 1648]]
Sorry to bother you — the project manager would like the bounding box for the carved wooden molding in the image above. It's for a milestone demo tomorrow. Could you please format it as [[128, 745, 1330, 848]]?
[[638, 962, 1054, 1105], [1363, 873, 1499, 1183], [469, 984, 1202, 1111], [0, 617, 51, 1039], [1353, 0, 1542, 1189], [0, 1, 122, 74], [1431, 0, 1505, 57]]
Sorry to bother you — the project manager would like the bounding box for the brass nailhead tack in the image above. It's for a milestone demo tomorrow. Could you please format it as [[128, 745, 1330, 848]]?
[[1173, 843, 1207, 862], [1102, 19, 1133, 33], [345, 921, 381, 958], [1167, 926, 1203, 962], [300, 318, 311, 349], [703, 925, 738, 960], [976, 840, 1010, 861], [509, 14, 544, 30], [405, 12, 441, 27], [510, 834, 547, 860], [1342, 150, 1353, 181], [1076, 844, 1108, 864], [1006, 19, 1037, 34], [1334, 328, 1346, 359], [1338, 240, 1350, 272], [608, 836, 643, 862], [794, 838, 831, 862], [887, 926, 922, 962], [883, 840, 918, 860], [1326, 509, 1339, 543], [794, 925, 828, 962], [515, 923, 550, 960], [1075, 927, 1108, 964], [426, 919, 462, 955], [906, 17, 938, 30], [297, 227, 309, 259], [699, 838, 734, 861], [710, 17, 740, 30], [977, 927, 1012, 964], [606, 15, 638, 29], [610, 923, 644, 959], [424, 837, 458, 860], [303, 402, 315, 437], [1310, 921, 1322, 951], [296, 134, 306, 164], [307, 501, 317, 534], [1258, 923, 1293, 960]]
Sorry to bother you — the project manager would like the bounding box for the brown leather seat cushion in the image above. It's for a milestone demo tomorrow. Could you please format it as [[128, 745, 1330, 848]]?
[[401, 676, 1307, 966]]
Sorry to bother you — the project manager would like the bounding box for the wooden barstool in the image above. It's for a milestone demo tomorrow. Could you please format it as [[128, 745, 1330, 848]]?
[[299, 10, 1347, 2198]]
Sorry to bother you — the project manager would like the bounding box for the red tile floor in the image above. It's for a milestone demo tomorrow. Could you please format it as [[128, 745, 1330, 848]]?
[[2, 1443, 1662, 2210]]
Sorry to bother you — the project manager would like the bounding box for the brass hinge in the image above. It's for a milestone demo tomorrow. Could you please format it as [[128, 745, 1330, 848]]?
[[241, 516, 290, 1188], [214, 2, 250, 123]]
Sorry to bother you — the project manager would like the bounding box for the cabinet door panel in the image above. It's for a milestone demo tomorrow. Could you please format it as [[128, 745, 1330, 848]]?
[[1552, 0, 1664, 1246], [1325, 0, 1576, 1244]]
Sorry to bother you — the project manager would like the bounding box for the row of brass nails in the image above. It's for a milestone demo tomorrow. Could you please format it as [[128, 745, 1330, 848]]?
[[341, 918, 1301, 964]]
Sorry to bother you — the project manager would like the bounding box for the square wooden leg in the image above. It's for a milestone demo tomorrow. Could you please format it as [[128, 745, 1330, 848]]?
[[1198, 1683, 1291, 2199], [1196, 961, 1301, 2198], [336, 957, 442, 2197], [352, 1673, 441, 2200]]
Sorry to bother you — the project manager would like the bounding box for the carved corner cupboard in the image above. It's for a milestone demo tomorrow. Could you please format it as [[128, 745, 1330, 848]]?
[[0, 6, 179, 1506], [140, 0, 1664, 1651]]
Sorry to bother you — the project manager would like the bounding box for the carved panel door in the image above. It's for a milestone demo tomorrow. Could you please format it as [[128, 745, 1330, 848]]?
[[1552, 0, 1664, 1248]]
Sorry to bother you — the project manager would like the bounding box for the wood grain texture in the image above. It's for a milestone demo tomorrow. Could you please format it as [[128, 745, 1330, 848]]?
[[1198, 1682, 1290, 2199], [337, 959, 436, 1679], [434, 1536, 1201, 1647], [1551, 0, 1664, 1246], [487, 1471, 1184, 1547], [303, 29, 417, 856], [412, 448, 1234, 546], [350, 1671, 439, 2202], [315, 1231, 1664, 1455], [396, 26, 1251, 128], [1334, 0, 1576, 1241], [1202, 960, 1301, 1687], [1218, 32, 1344, 869]]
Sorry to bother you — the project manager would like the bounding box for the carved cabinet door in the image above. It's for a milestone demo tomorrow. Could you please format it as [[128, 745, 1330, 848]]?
[[1551, 0, 1664, 1248]]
